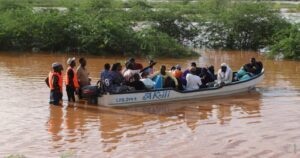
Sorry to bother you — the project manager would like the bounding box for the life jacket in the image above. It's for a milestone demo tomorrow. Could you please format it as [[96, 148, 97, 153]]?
[[49, 71, 63, 93], [65, 67, 79, 88]]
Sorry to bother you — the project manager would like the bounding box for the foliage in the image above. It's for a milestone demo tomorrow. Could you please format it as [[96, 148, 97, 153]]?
[[269, 24, 300, 59], [0, 0, 298, 58]]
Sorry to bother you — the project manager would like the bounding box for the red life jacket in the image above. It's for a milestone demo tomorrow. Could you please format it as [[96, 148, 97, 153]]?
[[49, 71, 63, 93], [65, 67, 79, 88]]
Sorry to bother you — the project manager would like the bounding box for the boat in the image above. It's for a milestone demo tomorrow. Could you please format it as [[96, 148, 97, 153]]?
[[97, 69, 265, 107]]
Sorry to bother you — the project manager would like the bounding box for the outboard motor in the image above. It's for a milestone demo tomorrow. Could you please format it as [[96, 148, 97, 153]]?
[[81, 85, 99, 104]]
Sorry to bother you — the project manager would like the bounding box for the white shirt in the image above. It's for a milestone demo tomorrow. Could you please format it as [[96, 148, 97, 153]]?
[[141, 78, 155, 89], [186, 73, 202, 90], [123, 69, 140, 81], [217, 66, 233, 84]]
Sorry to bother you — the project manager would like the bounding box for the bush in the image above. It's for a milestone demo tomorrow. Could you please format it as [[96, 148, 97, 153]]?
[[269, 24, 300, 59]]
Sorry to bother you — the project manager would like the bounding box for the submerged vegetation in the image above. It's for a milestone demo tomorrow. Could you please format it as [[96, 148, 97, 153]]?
[[0, 0, 299, 58]]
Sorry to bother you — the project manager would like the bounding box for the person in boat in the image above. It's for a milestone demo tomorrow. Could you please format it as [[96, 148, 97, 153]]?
[[172, 64, 184, 90], [182, 62, 202, 86], [142, 60, 157, 75], [128, 73, 146, 91], [235, 64, 254, 81], [249, 58, 263, 75], [172, 64, 183, 78], [150, 65, 178, 89], [45, 63, 63, 105], [140, 71, 156, 89], [65, 57, 80, 102], [207, 65, 216, 81], [126, 57, 143, 70], [123, 62, 141, 82], [100, 63, 112, 92], [217, 63, 233, 85], [110, 63, 128, 93], [186, 67, 203, 90], [76, 57, 91, 99]]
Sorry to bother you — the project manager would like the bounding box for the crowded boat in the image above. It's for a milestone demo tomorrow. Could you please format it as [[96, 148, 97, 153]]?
[[46, 57, 263, 106]]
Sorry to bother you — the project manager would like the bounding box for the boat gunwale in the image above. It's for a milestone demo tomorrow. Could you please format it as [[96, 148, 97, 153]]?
[[105, 69, 265, 95]]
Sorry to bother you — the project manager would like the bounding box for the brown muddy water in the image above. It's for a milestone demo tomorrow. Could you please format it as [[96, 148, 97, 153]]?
[[0, 50, 300, 158]]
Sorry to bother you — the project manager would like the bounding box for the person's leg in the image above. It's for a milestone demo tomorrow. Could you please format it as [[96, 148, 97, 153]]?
[[52, 91, 60, 105], [66, 86, 72, 102], [49, 90, 54, 104]]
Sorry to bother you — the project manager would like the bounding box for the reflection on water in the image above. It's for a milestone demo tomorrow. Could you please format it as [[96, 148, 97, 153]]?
[[1, 51, 300, 157]]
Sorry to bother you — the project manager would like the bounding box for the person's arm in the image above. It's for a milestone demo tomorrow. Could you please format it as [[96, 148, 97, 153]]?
[[68, 69, 74, 88], [45, 77, 50, 87], [76, 68, 82, 83]]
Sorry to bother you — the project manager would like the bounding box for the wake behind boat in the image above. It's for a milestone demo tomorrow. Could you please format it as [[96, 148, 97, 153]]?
[[97, 69, 264, 107]]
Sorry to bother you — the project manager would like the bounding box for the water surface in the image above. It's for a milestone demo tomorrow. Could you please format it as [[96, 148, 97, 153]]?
[[0, 51, 300, 158]]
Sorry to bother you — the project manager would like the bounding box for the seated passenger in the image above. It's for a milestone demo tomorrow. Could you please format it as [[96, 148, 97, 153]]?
[[217, 63, 233, 84], [207, 65, 216, 81], [109, 63, 127, 93], [126, 57, 143, 70], [182, 62, 202, 86], [249, 58, 263, 75], [186, 67, 202, 91], [123, 62, 140, 82], [128, 74, 146, 91], [235, 64, 254, 81], [151, 65, 178, 88], [142, 60, 157, 75], [100, 63, 112, 91], [172, 64, 183, 78], [200, 68, 211, 87], [141, 72, 155, 89]]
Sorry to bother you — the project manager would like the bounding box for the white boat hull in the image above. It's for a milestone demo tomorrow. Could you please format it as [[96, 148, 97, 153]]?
[[98, 70, 264, 107]]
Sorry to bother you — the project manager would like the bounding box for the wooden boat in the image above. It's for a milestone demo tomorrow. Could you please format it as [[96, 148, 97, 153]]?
[[98, 69, 264, 107]]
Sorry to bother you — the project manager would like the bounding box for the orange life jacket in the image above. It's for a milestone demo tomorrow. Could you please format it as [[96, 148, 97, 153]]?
[[49, 71, 63, 93], [65, 67, 79, 88]]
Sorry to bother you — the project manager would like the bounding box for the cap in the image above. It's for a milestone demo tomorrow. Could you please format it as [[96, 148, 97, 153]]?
[[175, 64, 181, 69], [67, 57, 76, 65], [52, 62, 60, 68]]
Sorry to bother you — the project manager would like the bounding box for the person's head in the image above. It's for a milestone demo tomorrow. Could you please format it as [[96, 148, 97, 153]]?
[[160, 65, 166, 75], [208, 65, 214, 73], [128, 57, 135, 64], [149, 60, 157, 67], [141, 71, 149, 78], [111, 63, 122, 72], [176, 64, 181, 71], [190, 67, 196, 75], [79, 57, 86, 67], [170, 66, 176, 71], [251, 58, 256, 65], [52, 63, 60, 72], [221, 63, 227, 73], [191, 62, 197, 68], [67, 57, 76, 68], [104, 63, 110, 71], [133, 73, 140, 81], [126, 62, 134, 70]]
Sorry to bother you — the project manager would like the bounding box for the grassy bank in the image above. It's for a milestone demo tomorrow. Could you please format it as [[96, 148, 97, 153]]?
[[0, 0, 298, 59]]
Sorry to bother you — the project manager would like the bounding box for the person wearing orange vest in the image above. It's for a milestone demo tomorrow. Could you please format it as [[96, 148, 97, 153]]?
[[66, 57, 79, 102], [45, 63, 63, 105]]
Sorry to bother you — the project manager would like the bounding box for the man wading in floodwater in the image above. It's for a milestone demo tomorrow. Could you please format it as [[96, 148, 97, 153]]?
[[65, 57, 79, 102], [45, 63, 63, 106]]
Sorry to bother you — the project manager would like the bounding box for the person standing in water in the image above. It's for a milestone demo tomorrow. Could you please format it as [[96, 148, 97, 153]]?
[[46, 63, 63, 106], [65, 57, 79, 102], [76, 57, 91, 99]]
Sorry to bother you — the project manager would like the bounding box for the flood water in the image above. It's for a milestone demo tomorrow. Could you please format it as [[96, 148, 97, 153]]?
[[1, 50, 300, 158]]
